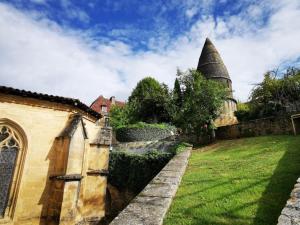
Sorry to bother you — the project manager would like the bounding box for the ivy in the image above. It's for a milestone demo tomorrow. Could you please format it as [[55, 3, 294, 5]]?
[[108, 142, 190, 193], [108, 150, 172, 193]]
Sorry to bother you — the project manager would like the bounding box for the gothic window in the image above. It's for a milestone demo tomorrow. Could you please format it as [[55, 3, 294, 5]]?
[[0, 125, 21, 218]]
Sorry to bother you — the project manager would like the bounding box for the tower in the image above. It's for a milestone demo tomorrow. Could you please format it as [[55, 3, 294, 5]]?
[[197, 38, 238, 127]]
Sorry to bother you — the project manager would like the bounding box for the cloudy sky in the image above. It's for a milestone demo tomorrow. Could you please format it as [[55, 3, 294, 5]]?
[[0, 0, 300, 104]]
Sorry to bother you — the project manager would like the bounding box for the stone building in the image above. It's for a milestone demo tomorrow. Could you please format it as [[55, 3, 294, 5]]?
[[197, 38, 238, 127], [0, 86, 111, 225]]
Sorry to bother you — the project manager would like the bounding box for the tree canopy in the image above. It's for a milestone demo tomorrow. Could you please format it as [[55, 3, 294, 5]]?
[[235, 67, 300, 121], [172, 69, 227, 135], [109, 70, 227, 136], [128, 77, 171, 123]]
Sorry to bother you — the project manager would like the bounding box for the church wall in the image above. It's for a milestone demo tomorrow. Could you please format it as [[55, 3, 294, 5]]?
[[0, 97, 71, 225], [0, 94, 109, 225]]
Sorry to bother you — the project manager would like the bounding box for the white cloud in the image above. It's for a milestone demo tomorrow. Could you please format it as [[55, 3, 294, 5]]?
[[60, 0, 90, 24], [0, 0, 300, 105], [30, 0, 47, 5]]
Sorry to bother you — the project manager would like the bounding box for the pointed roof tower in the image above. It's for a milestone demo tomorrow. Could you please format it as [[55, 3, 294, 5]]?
[[197, 38, 231, 80]]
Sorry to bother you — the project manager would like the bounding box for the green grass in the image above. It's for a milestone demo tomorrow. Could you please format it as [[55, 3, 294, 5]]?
[[164, 135, 300, 225]]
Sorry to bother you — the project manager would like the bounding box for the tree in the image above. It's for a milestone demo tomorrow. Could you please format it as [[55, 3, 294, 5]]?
[[174, 69, 227, 136], [128, 77, 171, 123], [248, 67, 300, 118], [173, 78, 183, 108], [109, 105, 130, 129]]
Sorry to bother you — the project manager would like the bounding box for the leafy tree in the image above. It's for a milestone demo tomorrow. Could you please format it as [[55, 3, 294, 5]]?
[[173, 69, 227, 136], [173, 78, 183, 108], [109, 105, 130, 129], [248, 67, 300, 118], [234, 101, 251, 121], [128, 77, 172, 123]]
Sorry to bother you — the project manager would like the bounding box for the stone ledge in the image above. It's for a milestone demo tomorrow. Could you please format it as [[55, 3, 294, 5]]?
[[278, 178, 300, 225], [110, 147, 192, 225]]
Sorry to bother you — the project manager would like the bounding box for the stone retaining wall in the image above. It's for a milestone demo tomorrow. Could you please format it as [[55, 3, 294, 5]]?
[[278, 178, 300, 225], [112, 140, 178, 154], [116, 126, 176, 142], [216, 116, 294, 139], [110, 147, 192, 225]]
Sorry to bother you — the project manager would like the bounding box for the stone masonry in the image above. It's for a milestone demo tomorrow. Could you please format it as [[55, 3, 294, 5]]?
[[110, 147, 192, 225], [278, 178, 300, 225]]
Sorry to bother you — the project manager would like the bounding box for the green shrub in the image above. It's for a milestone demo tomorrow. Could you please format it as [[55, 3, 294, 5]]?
[[235, 102, 251, 121], [108, 150, 172, 193], [108, 142, 189, 193], [169, 142, 192, 155]]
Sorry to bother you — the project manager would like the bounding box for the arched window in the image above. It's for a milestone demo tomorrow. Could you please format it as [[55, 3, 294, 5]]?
[[0, 120, 26, 219]]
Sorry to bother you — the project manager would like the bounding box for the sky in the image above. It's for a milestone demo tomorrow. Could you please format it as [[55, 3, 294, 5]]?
[[0, 0, 300, 104]]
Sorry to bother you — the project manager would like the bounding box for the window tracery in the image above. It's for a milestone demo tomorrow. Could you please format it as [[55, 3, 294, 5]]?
[[0, 125, 21, 218]]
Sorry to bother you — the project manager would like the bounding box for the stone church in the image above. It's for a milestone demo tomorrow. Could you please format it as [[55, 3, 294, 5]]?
[[0, 37, 237, 225], [197, 38, 238, 127], [0, 86, 111, 225]]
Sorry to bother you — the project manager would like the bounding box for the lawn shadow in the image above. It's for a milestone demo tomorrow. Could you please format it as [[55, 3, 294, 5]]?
[[253, 136, 300, 225]]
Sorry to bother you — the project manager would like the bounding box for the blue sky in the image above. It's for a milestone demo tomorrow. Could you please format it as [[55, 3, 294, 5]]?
[[0, 0, 300, 103]]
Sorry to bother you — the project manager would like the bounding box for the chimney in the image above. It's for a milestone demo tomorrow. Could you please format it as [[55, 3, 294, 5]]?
[[110, 96, 115, 105]]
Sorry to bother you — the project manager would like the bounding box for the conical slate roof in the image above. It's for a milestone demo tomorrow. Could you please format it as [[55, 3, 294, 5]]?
[[197, 38, 231, 80]]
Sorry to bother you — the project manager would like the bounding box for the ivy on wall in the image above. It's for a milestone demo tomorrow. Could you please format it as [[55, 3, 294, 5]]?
[[108, 142, 190, 193], [108, 151, 171, 193]]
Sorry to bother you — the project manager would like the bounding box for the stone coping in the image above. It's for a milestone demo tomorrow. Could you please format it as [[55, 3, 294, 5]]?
[[278, 178, 300, 225], [110, 147, 192, 225]]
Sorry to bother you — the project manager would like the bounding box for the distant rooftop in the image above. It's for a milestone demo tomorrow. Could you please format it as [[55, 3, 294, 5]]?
[[90, 95, 125, 115]]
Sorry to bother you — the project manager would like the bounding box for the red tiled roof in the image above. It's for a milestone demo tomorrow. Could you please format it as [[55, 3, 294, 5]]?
[[90, 95, 125, 114]]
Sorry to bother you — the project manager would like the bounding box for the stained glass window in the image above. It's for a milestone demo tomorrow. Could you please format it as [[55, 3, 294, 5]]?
[[0, 126, 20, 218]]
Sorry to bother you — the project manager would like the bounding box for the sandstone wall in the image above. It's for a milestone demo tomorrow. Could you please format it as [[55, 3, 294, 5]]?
[[0, 94, 109, 225], [216, 116, 294, 139]]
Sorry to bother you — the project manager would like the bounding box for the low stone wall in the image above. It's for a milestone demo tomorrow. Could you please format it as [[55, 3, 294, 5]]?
[[110, 147, 192, 225], [116, 126, 176, 142], [278, 178, 300, 225], [112, 140, 178, 154], [216, 116, 294, 139]]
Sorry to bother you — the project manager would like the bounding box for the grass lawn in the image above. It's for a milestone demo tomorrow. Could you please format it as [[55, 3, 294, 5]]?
[[164, 135, 300, 225]]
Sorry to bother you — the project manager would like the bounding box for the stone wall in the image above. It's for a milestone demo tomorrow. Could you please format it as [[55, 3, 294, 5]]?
[[112, 140, 178, 154], [278, 178, 300, 225], [0, 94, 109, 225], [116, 126, 176, 142], [216, 116, 294, 139], [110, 147, 192, 225]]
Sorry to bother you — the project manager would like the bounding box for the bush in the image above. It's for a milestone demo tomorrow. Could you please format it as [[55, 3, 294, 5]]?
[[248, 68, 300, 119], [235, 102, 251, 121], [108, 150, 172, 193]]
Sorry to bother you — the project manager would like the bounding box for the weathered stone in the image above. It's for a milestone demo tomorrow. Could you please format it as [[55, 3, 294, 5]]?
[[278, 177, 300, 225], [116, 126, 176, 142], [110, 147, 192, 225]]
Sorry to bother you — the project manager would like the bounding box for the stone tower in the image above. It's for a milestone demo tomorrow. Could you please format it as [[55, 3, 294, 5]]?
[[197, 38, 238, 127]]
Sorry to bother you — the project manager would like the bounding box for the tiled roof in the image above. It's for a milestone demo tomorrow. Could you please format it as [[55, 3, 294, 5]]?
[[0, 85, 101, 119], [90, 95, 125, 114]]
